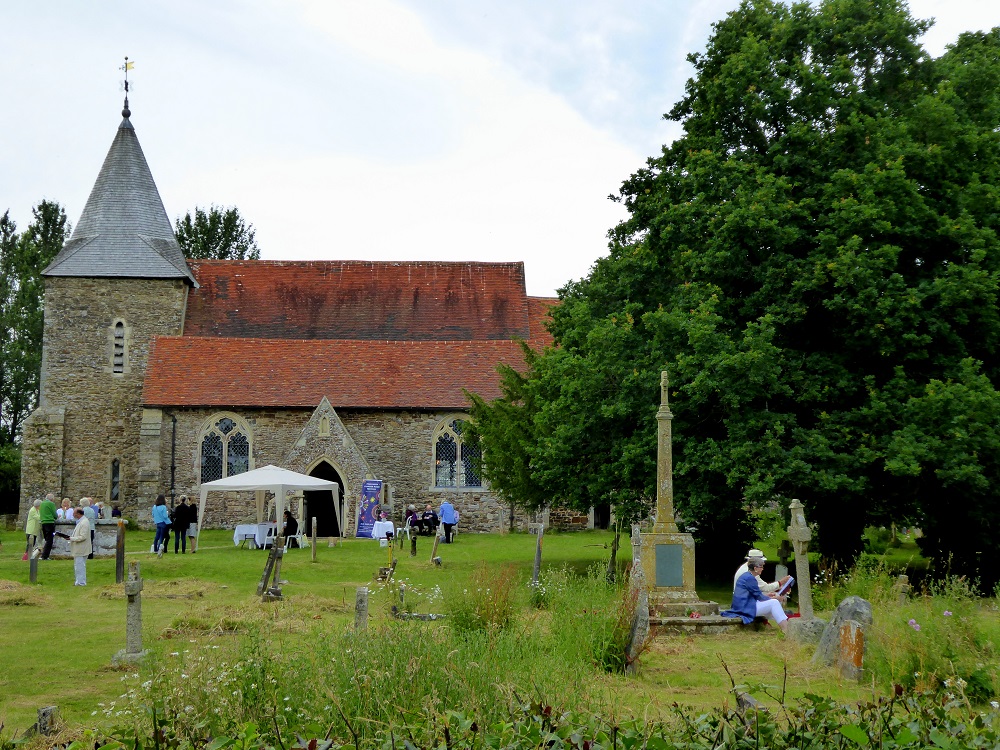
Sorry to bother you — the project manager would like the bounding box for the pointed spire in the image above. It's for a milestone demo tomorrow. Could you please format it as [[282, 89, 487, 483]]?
[[44, 62, 196, 285]]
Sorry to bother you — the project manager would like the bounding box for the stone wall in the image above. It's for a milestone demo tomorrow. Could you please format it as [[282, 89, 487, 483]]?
[[19, 277, 188, 517]]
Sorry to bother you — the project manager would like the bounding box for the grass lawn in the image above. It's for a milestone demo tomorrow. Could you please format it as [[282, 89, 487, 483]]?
[[0, 528, 914, 734]]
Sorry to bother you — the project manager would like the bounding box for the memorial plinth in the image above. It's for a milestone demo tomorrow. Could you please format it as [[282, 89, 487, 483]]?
[[639, 372, 717, 617]]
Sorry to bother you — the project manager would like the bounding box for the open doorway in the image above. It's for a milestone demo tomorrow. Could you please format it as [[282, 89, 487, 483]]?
[[304, 461, 345, 537]]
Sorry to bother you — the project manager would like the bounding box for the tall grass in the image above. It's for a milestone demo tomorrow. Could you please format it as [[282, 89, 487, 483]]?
[[99, 564, 636, 748]]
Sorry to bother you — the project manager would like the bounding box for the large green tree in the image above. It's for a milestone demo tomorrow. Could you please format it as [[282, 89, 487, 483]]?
[[175, 205, 261, 260], [0, 201, 68, 510], [471, 0, 1000, 584]]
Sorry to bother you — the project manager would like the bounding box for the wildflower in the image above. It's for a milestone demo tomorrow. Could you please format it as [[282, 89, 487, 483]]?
[[943, 610, 953, 616], [908, 618, 921, 631]]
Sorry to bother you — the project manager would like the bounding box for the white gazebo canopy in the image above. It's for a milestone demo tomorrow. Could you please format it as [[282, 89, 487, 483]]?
[[197, 464, 338, 546]]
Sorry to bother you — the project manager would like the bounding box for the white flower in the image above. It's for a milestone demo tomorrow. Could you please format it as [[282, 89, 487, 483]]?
[[990, 701, 999, 709]]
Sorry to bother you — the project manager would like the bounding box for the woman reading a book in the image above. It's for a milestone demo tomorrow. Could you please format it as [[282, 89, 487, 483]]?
[[721, 557, 789, 632]]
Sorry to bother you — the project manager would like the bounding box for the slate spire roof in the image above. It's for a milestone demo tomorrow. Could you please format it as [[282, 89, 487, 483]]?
[[43, 102, 196, 285]]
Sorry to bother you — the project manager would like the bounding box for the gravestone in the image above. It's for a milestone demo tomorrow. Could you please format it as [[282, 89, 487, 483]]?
[[785, 499, 826, 643], [311, 516, 317, 563], [29, 547, 40, 583], [813, 596, 873, 666], [113, 561, 149, 664], [893, 574, 910, 604], [837, 620, 865, 681], [532, 523, 544, 584], [36, 706, 59, 736], [625, 523, 650, 674], [355, 586, 369, 630]]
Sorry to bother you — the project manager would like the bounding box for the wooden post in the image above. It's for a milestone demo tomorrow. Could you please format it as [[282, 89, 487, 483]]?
[[311, 516, 317, 562], [429, 531, 441, 563], [115, 521, 126, 584], [257, 544, 278, 596], [355, 586, 369, 630], [410, 534, 417, 557]]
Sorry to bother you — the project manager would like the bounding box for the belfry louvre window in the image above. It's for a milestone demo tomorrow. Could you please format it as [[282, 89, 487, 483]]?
[[113, 322, 125, 373], [200, 415, 252, 483], [434, 418, 482, 488]]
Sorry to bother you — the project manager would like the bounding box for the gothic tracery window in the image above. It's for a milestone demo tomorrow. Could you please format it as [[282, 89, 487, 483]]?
[[200, 414, 253, 483], [434, 418, 482, 488]]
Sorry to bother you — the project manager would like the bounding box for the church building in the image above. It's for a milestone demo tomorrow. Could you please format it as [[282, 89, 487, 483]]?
[[18, 102, 558, 535]]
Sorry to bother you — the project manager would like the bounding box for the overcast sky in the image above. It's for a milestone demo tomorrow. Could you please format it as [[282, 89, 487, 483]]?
[[2, 1, 998, 296]]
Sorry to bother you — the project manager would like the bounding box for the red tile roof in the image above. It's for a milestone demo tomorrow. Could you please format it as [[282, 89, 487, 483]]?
[[527, 297, 557, 346], [184, 260, 531, 341], [143, 337, 533, 409]]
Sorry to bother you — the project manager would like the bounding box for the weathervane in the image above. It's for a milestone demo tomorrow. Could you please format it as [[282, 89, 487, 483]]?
[[120, 56, 135, 117]]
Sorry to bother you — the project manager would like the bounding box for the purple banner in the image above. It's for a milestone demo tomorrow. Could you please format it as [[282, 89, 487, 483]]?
[[355, 479, 383, 538]]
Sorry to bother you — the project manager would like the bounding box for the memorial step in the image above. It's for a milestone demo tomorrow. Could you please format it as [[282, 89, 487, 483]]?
[[650, 600, 720, 617], [650, 614, 744, 635]]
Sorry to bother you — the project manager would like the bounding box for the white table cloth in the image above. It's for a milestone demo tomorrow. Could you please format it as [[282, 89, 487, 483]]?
[[371, 520, 395, 539], [234, 523, 276, 548]]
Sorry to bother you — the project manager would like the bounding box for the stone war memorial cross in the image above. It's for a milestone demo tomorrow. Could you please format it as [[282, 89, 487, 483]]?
[[638, 372, 715, 616], [113, 560, 149, 664]]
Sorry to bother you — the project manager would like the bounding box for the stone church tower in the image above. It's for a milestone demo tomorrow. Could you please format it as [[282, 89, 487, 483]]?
[[19, 100, 196, 513]]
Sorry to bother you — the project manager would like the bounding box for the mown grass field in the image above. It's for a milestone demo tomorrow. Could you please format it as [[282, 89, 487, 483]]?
[[0, 528, 978, 736]]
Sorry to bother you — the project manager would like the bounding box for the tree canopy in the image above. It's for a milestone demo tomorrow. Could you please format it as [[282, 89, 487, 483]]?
[[175, 205, 261, 260], [469, 0, 1000, 584], [0, 201, 68, 510]]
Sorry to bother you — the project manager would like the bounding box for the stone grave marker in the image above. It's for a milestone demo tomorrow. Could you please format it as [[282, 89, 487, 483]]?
[[626, 523, 650, 674], [813, 596, 873, 667], [355, 586, 369, 630], [837, 619, 865, 681], [113, 561, 149, 664], [785, 499, 827, 642]]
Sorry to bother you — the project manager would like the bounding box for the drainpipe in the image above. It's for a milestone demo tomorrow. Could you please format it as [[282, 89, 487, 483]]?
[[164, 411, 177, 508]]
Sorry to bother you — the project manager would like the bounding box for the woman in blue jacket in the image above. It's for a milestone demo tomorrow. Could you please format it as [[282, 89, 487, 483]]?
[[722, 557, 788, 633], [152, 494, 171, 557]]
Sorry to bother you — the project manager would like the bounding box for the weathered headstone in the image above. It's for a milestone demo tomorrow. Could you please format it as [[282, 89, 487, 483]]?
[[893, 574, 910, 604], [625, 523, 650, 674], [29, 548, 40, 583], [36, 706, 59, 736], [113, 561, 149, 664], [785, 499, 826, 642], [532, 523, 544, 585], [836, 619, 865, 681], [813, 596, 873, 666], [355, 586, 369, 630], [410, 534, 417, 557]]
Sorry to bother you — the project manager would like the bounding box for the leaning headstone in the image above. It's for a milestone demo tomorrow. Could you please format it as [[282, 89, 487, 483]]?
[[355, 586, 369, 630], [625, 523, 650, 675], [836, 619, 865, 681], [813, 596, 873, 666], [532, 523, 545, 585], [410, 534, 417, 557], [113, 561, 149, 665], [785, 499, 827, 643], [429, 531, 441, 563]]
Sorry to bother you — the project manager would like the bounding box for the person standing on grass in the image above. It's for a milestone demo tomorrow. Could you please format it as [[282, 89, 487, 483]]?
[[172, 496, 191, 553], [439, 500, 457, 543], [186, 498, 198, 553], [69, 507, 92, 585], [152, 495, 170, 557], [39, 493, 58, 559], [24, 499, 41, 559], [81, 498, 97, 558]]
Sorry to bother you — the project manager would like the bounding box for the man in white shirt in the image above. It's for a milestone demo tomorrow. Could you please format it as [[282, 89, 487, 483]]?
[[733, 547, 790, 597]]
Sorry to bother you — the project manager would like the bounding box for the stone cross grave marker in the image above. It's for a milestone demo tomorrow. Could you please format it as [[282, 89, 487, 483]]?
[[113, 561, 149, 664]]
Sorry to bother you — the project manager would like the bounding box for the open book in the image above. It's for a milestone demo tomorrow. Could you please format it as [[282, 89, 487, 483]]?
[[777, 576, 795, 596]]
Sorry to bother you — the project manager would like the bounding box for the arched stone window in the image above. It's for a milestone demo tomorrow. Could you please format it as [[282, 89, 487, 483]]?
[[110, 319, 130, 375], [109, 458, 121, 505], [199, 414, 253, 484], [433, 417, 482, 488]]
